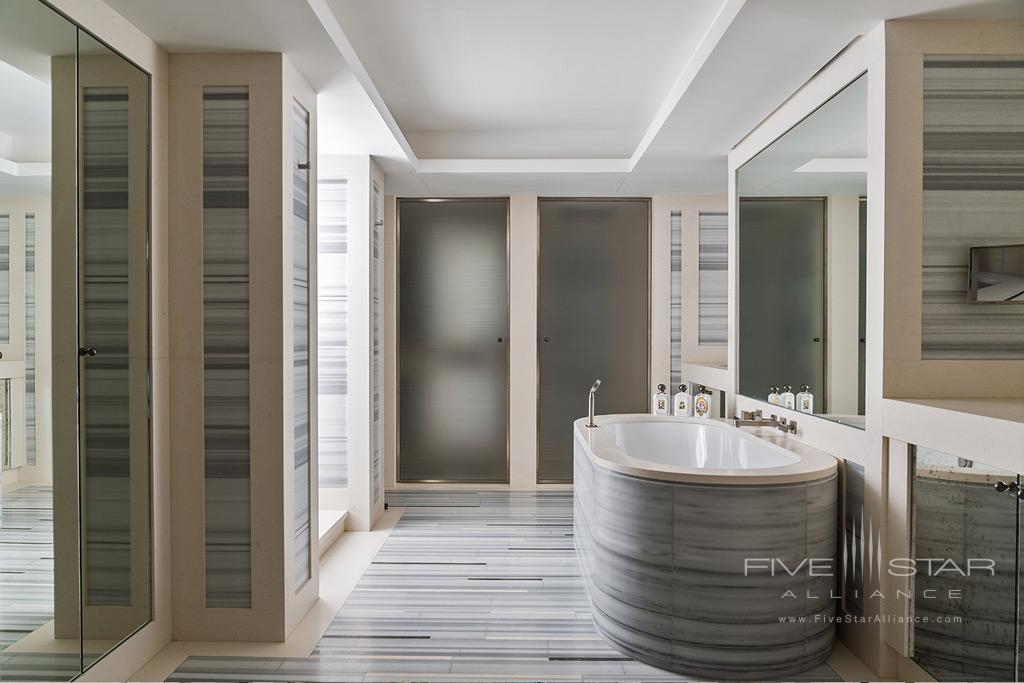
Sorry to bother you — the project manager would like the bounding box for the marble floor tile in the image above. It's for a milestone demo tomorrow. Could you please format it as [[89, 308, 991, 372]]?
[[169, 490, 842, 683]]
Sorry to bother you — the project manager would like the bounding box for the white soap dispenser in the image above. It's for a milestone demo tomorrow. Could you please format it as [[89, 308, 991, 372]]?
[[652, 383, 670, 416], [673, 384, 691, 417], [693, 386, 712, 418], [768, 386, 781, 406], [796, 384, 814, 413], [780, 384, 795, 410]]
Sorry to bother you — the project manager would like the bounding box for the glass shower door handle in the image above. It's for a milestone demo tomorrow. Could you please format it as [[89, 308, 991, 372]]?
[[78, 346, 98, 357]]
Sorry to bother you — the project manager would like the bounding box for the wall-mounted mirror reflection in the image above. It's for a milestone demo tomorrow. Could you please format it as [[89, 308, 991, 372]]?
[[911, 447, 1018, 681], [970, 244, 1024, 303], [737, 74, 867, 429], [0, 0, 151, 678], [73, 27, 152, 665], [0, 1, 76, 677]]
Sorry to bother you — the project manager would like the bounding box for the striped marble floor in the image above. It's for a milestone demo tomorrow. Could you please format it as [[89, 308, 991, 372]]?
[[170, 490, 841, 682], [0, 485, 55, 652], [0, 484, 87, 681]]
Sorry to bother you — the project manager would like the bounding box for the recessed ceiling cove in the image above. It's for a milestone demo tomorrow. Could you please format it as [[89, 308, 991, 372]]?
[[325, 0, 726, 160]]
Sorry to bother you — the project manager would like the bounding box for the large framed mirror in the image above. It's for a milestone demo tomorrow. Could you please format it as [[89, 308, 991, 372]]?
[[736, 73, 867, 429]]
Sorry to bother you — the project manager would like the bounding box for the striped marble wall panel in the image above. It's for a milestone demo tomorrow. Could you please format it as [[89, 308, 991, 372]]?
[[842, 460, 865, 617], [698, 212, 727, 346], [25, 213, 35, 466], [371, 182, 382, 504], [292, 101, 311, 589], [316, 176, 348, 490], [81, 88, 132, 606], [0, 214, 8, 344], [202, 86, 252, 608], [921, 56, 1024, 358], [669, 211, 682, 387]]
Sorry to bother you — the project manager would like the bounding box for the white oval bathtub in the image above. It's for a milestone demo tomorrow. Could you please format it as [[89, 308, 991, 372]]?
[[574, 413, 836, 484]]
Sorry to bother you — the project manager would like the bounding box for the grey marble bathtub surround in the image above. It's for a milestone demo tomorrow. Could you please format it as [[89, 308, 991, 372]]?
[[575, 442, 838, 680]]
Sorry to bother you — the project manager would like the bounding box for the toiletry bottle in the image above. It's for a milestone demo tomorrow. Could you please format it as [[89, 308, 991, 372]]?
[[768, 386, 781, 406], [693, 386, 712, 418], [780, 384, 795, 410], [796, 384, 814, 413], [673, 384, 691, 417], [652, 383, 670, 416]]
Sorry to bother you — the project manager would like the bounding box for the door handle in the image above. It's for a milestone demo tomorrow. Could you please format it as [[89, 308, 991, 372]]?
[[79, 346, 98, 357], [544, 337, 550, 343], [497, 338, 503, 343], [813, 337, 821, 343]]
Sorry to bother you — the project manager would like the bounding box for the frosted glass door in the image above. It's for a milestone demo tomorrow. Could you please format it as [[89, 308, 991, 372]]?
[[397, 199, 508, 483], [537, 199, 650, 483], [738, 198, 826, 406]]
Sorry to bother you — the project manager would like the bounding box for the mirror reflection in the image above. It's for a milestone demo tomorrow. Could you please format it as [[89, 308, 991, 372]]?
[[737, 74, 867, 429], [0, 0, 151, 678], [970, 244, 1024, 303]]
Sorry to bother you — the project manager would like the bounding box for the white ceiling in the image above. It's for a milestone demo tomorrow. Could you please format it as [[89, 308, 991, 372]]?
[[325, 0, 726, 160], [0, 60, 50, 162], [99, 0, 1024, 196], [101, 0, 346, 90]]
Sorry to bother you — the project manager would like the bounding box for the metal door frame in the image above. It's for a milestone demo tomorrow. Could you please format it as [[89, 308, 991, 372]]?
[[535, 197, 652, 484], [395, 197, 511, 484]]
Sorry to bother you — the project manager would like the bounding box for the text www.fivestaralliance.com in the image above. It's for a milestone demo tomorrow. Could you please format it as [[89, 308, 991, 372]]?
[[778, 614, 961, 625]]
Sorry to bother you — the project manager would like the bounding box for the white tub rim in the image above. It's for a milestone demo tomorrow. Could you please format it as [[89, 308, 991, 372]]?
[[574, 414, 837, 485]]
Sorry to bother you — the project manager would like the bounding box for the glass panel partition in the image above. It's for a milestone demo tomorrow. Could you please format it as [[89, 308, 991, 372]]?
[[0, 2, 78, 678], [0, 0, 151, 677]]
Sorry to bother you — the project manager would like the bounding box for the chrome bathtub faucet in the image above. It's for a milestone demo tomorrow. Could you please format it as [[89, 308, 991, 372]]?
[[776, 417, 798, 434], [733, 408, 798, 434], [586, 379, 602, 428], [732, 409, 778, 428]]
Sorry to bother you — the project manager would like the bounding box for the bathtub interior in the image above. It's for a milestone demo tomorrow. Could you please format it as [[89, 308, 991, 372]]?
[[607, 419, 799, 470]]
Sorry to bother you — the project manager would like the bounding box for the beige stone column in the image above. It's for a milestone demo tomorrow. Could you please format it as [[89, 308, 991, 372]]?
[[168, 53, 318, 642]]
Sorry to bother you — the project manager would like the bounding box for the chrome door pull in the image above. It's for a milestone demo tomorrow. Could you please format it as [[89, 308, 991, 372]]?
[[79, 346, 98, 357]]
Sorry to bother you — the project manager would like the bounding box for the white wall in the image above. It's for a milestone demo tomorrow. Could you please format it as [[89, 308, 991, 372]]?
[[827, 194, 861, 415]]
